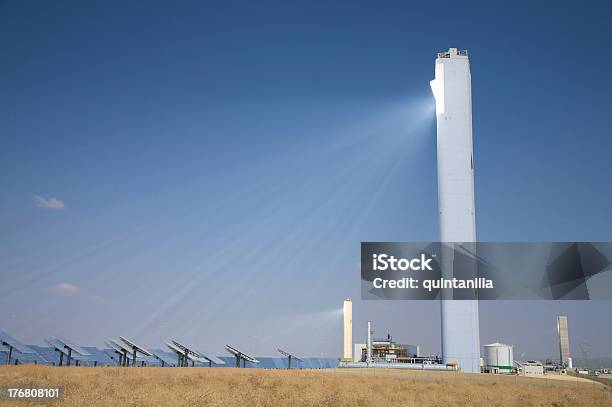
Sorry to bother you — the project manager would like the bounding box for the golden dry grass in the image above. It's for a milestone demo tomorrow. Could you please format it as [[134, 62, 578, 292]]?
[[0, 365, 610, 407]]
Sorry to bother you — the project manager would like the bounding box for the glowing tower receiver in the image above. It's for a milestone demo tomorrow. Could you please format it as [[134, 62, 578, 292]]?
[[430, 48, 481, 372]]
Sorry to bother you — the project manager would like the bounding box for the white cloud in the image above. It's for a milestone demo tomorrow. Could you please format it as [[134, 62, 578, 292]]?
[[49, 282, 109, 305], [34, 195, 65, 210], [52, 282, 80, 292]]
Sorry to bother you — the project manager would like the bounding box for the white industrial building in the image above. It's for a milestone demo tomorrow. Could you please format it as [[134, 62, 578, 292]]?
[[341, 317, 434, 369], [517, 361, 544, 377], [353, 344, 366, 363]]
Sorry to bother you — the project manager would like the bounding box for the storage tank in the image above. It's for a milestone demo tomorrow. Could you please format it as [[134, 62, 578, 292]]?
[[483, 342, 513, 373]]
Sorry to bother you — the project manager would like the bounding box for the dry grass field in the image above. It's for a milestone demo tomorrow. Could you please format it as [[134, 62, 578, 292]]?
[[0, 365, 610, 407]]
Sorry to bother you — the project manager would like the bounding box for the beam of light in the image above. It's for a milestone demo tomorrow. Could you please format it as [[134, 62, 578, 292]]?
[[5, 95, 438, 349], [124, 97, 439, 347]]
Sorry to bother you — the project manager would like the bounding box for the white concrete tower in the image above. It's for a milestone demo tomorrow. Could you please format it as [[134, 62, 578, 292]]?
[[430, 48, 481, 372], [342, 299, 353, 361]]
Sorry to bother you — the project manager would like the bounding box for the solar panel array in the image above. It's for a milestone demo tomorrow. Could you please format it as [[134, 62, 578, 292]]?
[[0, 330, 339, 368], [151, 350, 177, 367], [169, 340, 225, 366], [119, 336, 152, 357], [225, 345, 259, 364], [278, 348, 303, 361], [0, 331, 34, 354], [0, 349, 338, 368], [106, 340, 126, 355], [44, 337, 95, 366], [55, 336, 91, 356]]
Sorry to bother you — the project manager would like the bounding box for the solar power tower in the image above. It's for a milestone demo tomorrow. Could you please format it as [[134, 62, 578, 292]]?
[[45, 336, 91, 366], [0, 331, 35, 365], [277, 348, 303, 369], [225, 345, 259, 368], [430, 47, 481, 372]]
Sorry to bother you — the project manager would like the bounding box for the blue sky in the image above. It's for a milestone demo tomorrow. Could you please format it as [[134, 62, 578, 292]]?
[[1, 1, 611, 359]]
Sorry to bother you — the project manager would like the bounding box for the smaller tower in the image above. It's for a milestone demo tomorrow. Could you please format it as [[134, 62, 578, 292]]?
[[342, 299, 353, 361], [557, 316, 570, 367], [366, 321, 373, 364]]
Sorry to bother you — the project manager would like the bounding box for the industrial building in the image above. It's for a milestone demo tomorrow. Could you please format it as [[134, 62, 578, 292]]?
[[339, 321, 445, 370], [353, 344, 366, 363], [357, 334, 419, 364], [517, 361, 544, 377], [431, 47, 481, 373]]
